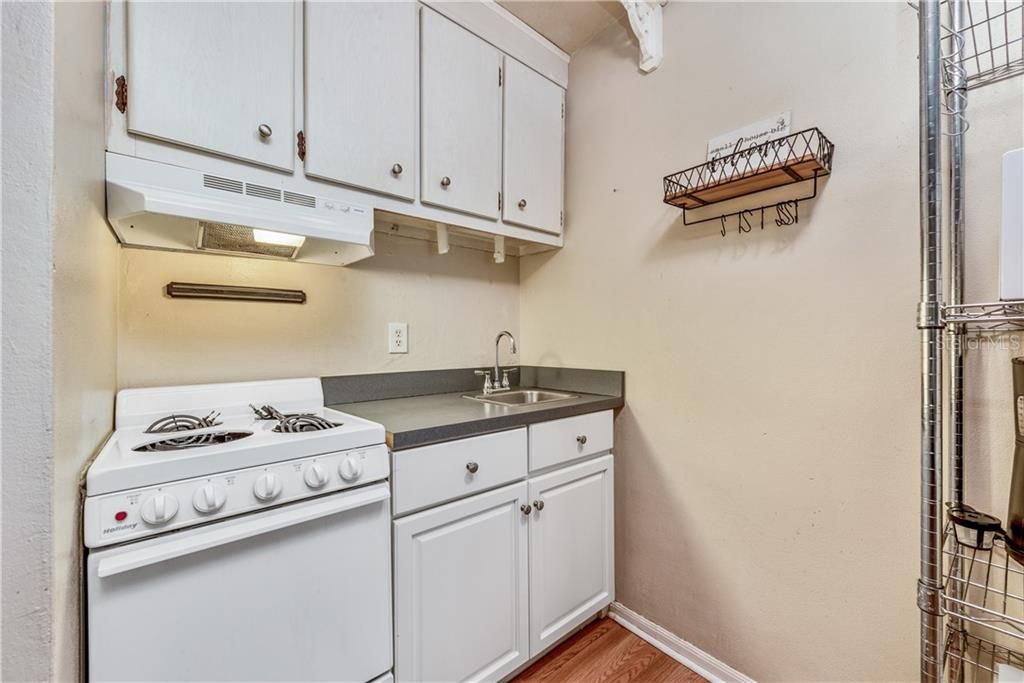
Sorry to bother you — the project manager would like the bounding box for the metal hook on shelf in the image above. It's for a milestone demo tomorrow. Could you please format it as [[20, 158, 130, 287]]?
[[683, 173, 818, 237]]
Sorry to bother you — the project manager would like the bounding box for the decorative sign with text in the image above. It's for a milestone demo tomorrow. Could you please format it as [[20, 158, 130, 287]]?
[[706, 112, 791, 177]]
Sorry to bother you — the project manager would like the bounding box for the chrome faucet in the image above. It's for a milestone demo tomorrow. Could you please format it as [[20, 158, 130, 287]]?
[[476, 331, 518, 394]]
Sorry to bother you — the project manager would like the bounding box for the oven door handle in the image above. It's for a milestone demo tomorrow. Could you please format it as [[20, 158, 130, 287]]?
[[97, 483, 390, 578]]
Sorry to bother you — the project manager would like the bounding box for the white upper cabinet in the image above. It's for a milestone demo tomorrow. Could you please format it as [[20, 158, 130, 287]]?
[[528, 455, 614, 656], [304, 2, 418, 200], [420, 8, 503, 220], [502, 59, 565, 234], [125, 2, 295, 171]]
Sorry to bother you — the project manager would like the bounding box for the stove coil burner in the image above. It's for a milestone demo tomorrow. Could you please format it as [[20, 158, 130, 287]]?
[[144, 411, 222, 434], [133, 431, 253, 452], [250, 404, 341, 433], [274, 414, 341, 433]]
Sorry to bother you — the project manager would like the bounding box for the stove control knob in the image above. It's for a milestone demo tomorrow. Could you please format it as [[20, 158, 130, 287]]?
[[192, 483, 227, 514], [303, 463, 329, 489], [140, 492, 179, 526], [338, 455, 363, 482], [253, 472, 282, 502]]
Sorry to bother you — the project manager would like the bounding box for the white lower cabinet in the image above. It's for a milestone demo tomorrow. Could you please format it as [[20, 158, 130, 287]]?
[[527, 455, 615, 655], [393, 482, 530, 683], [392, 422, 615, 683]]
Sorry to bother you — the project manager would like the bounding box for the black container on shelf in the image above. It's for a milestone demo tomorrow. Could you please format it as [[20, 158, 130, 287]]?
[[1007, 357, 1024, 562]]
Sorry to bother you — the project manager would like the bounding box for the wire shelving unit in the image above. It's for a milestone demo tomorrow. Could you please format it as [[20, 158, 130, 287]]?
[[915, 0, 1024, 681]]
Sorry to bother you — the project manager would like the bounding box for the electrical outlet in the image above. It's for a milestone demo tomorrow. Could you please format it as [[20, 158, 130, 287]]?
[[388, 322, 408, 354]]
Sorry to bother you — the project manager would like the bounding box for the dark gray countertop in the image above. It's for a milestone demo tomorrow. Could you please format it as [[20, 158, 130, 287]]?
[[324, 366, 624, 449], [330, 389, 621, 450]]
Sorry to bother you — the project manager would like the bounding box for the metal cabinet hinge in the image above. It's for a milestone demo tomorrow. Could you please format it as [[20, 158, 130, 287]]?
[[560, 210, 563, 226], [297, 130, 306, 162], [561, 102, 565, 119], [498, 66, 503, 87], [498, 192, 503, 211], [114, 75, 127, 114]]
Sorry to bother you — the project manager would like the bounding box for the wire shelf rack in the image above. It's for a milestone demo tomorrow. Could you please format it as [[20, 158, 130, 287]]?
[[942, 512, 1024, 680], [910, 1, 1024, 90], [956, 1, 1024, 89], [944, 629, 1024, 681], [662, 128, 834, 211], [943, 302, 1024, 331]]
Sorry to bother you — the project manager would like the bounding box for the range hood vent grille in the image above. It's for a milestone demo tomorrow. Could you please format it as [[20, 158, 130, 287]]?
[[283, 191, 316, 208], [202, 174, 243, 194], [202, 175, 317, 210], [245, 183, 283, 202]]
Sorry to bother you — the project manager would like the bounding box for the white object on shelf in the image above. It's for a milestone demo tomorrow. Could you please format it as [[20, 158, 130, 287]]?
[[998, 663, 1024, 682], [1001, 148, 1024, 301]]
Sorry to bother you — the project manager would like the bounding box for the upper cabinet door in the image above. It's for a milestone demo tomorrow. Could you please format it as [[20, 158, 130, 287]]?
[[126, 2, 295, 171], [420, 8, 502, 220], [304, 2, 417, 200], [503, 60, 565, 234]]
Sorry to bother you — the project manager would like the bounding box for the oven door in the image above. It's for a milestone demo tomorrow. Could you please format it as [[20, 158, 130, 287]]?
[[87, 483, 392, 682]]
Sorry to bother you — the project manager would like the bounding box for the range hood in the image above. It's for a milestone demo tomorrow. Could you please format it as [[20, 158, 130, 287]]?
[[106, 153, 375, 266]]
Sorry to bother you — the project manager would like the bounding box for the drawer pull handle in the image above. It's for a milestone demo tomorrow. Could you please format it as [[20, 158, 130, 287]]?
[[466, 462, 479, 474], [391, 163, 403, 176], [533, 500, 545, 511], [520, 504, 532, 516], [440, 176, 452, 188], [576, 434, 588, 446], [257, 123, 273, 139]]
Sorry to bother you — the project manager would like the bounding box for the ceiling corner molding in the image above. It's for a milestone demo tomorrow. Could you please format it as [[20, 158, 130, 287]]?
[[620, 0, 666, 73]]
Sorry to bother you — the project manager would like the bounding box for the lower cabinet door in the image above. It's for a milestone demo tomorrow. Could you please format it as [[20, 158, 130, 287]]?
[[528, 454, 615, 656], [394, 481, 529, 682]]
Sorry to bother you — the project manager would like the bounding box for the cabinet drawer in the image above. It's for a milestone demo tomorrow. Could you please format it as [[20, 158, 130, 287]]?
[[528, 411, 613, 472], [393, 429, 527, 515]]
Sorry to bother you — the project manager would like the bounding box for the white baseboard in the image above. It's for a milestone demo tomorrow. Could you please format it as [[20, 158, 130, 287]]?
[[607, 602, 755, 683]]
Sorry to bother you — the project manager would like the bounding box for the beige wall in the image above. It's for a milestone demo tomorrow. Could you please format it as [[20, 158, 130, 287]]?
[[2, 3, 58, 680], [521, 3, 1023, 680], [118, 234, 519, 388], [52, 2, 120, 679]]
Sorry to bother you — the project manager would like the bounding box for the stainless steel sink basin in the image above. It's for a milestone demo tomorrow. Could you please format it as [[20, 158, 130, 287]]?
[[465, 389, 578, 407]]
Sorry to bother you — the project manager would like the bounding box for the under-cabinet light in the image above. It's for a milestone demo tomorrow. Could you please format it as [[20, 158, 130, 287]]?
[[253, 229, 306, 248]]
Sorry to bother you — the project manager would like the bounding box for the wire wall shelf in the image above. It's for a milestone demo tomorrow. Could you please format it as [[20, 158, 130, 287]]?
[[910, 0, 1024, 91], [942, 511, 1024, 681], [662, 128, 834, 212], [943, 302, 1024, 331], [954, 1, 1024, 89]]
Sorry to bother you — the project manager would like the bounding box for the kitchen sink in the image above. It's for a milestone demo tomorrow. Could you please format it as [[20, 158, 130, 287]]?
[[465, 389, 578, 407]]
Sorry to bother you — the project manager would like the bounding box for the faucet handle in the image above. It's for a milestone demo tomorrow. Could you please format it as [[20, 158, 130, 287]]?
[[501, 368, 519, 389], [474, 369, 494, 393]]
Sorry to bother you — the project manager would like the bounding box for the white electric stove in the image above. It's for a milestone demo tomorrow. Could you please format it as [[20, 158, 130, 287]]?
[[84, 378, 393, 683]]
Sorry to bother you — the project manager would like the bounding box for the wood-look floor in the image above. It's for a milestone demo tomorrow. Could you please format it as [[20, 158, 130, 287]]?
[[512, 619, 707, 683]]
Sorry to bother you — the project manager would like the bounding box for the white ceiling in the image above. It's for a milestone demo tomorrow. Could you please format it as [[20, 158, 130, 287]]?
[[497, 1, 626, 54]]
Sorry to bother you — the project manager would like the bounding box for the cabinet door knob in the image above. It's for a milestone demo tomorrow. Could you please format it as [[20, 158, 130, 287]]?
[[533, 500, 545, 511], [257, 123, 273, 139], [576, 434, 588, 446], [518, 199, 527, 210], [466, 462, 479, 474], [440, 176, 452, 188], [391, 163, 403, 176], [520, 504, 532, 516]]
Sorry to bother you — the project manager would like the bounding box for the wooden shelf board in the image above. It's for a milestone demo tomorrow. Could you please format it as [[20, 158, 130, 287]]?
[[665, 154, 829, 210]]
